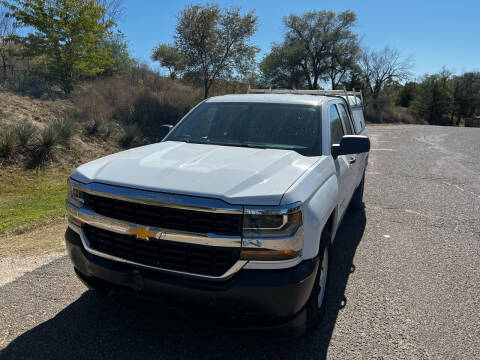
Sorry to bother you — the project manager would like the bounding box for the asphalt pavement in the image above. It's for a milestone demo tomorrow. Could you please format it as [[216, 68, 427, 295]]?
[[1, 125, 479, 359]]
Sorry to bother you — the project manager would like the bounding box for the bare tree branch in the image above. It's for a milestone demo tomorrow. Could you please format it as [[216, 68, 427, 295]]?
[[359, 46, 414, 103], [0, 5, 16, 83], [95, 0, 124, 24]]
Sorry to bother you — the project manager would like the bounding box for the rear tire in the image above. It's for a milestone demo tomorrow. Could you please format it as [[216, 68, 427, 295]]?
[[305, 229, 331, 330], [349, 172, 365, 211]]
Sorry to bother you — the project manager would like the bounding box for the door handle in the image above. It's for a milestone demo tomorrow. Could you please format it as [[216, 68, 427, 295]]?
[[348, 156, 356, 164]]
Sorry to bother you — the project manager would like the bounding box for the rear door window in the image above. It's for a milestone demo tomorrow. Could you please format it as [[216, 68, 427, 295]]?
[[337, 103, 354, 135], [329, 105, 345, 145]]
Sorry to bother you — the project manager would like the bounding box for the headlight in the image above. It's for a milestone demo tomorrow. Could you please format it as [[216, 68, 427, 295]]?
[[67, 179, 85, 208], [241, 203, 303, 261]]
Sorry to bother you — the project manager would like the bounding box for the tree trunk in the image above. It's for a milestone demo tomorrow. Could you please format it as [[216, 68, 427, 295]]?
[[312, 73, 319, 89], [450, 111, 456, 126], [300, 64, 312, 89], [203, 78, 209, 99], [1, 54, 6, 83]]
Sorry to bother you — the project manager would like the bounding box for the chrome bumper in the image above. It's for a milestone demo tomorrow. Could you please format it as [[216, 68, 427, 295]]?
[[66, 201, 247, 281]]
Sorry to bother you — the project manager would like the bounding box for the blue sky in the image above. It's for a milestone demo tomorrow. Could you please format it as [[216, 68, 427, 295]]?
[[119, 0, 479, 79]]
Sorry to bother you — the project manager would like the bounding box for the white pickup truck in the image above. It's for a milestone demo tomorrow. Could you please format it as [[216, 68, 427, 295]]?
[[65, 89, 370, 334]]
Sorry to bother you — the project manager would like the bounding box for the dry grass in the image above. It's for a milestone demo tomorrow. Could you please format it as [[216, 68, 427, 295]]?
[[71, 75, 201, 140], [72, 75, 200, 121], [0, 91, 72, 128], [0, 220, 66, 259], [364, 105, 426, 124]]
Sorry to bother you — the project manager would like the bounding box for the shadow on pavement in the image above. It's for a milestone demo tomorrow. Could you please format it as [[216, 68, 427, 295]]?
[[2, 209, 366, 360]]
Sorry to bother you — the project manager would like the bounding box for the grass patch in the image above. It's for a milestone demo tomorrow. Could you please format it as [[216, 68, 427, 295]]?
[[0, 167, 71, 234]]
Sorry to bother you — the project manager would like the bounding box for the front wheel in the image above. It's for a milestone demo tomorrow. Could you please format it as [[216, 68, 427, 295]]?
[[305, 230, 331, 329]]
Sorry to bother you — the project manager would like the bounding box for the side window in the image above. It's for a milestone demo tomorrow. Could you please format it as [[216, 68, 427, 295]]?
[[329, 105, 344, 145], [337, 104, 354, 135]]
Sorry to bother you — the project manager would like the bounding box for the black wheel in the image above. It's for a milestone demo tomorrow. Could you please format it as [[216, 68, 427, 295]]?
[[349, 172, 365, 211], [305, 229, 331, 329]]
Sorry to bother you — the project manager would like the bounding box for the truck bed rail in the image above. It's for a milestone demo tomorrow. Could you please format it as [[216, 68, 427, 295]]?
[[247, 87, 364, 106]]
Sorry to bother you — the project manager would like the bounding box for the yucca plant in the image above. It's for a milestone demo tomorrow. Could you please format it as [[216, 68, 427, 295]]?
[[120, 124, 142, 149], [50, 118, 77, 146], [0, 131, 16, 158], [28, 122, 61, 167], [102, 122, 115, 140], [85, 118, 105, 136], [12, 123, 37, 148]]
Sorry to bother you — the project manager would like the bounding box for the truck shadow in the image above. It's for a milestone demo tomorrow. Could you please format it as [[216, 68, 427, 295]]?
[[2, 208, 366, 360]]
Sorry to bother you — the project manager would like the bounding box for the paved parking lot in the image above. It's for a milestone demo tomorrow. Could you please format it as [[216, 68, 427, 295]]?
[[1, 125, 479, 359]]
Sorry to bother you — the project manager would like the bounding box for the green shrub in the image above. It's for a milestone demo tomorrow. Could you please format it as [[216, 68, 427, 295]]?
[[28, 121, 65, 167], [17, 70, 55, 99], [85, 118, 105, 136], [119, 124, 142, 149], [364, 105, 424, 124], [50, 119, 77, 146], [12, 123, 37, 148], [0, 131, 16, 159], [102, 122, 115, 140]]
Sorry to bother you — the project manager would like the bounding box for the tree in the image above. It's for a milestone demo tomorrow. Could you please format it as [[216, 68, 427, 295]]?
[[99, 30, 132, 75], [151, 44, 186, 80], [259, 42, 306, 89], [450, 72, 480, 126], [174, 4, 258, 99], [339, 64, 364, 91], [413, 70, 452, 125], [95, 0, 123, 24], [282, 10, 359, 90], [0, 5, 15, 83], [396, 82, 418, 107], [3, 0, 115, 94], [359, 46, 413, 105]]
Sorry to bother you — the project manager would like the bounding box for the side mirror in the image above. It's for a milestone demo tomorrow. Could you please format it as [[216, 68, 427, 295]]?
[[159, 124, 174, 139], [331, 135, 370, 158]]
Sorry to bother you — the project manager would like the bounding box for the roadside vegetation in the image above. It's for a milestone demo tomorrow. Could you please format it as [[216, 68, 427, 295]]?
[[0, 167, 70, 235]]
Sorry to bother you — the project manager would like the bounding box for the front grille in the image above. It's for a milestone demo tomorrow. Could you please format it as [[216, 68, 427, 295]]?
[[83, 193, 242, 236], [84, 225, 240, 276]]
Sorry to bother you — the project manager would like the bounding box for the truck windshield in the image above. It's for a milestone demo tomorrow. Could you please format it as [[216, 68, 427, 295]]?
[[165, 102, 321, 156]]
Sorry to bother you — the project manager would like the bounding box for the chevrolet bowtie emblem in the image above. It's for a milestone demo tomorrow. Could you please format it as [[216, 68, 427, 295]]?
[[128, 226, 165, 241]]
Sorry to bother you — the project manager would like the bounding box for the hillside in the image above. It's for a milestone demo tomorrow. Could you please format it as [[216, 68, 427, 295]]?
[[0, 92, 72, 128], [0, 91, 123, 236]]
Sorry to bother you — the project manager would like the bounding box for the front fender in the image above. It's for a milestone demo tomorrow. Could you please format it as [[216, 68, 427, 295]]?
[[302, 174, 338, 258], [281, 157, 339, 260]]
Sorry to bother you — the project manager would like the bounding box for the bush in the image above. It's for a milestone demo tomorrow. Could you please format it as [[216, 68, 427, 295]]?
[[85, 118, 105, 136], [126, 91, 190, 141], [12, 123, 37, 147], [72, 74, 200, 141], [50, 118, 77, 146], [101, 122, 116, 140], [119, 124, 142, 149], [364, 105, 423, 124], [17, 70, 57, 99], [0, 131, 16, 159], [28, 124, 60, 167], [28, 119, 76, 167]]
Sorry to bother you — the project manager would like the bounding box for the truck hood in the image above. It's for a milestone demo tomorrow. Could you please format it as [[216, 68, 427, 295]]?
[[72, 141, 321, 205]]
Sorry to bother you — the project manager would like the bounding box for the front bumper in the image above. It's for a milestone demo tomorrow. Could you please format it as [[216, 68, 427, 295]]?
[[66, 228, 318, 326]]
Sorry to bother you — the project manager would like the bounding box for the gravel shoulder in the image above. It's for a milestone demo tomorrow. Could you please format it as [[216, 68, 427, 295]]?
[[0, 220, 66, 287]]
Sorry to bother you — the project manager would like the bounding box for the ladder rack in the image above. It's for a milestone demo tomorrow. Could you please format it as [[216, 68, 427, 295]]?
[[247, 87, 364, 107]]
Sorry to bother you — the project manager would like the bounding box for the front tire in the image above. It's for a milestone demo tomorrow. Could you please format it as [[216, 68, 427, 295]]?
[[305, 229, 331, 329]]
